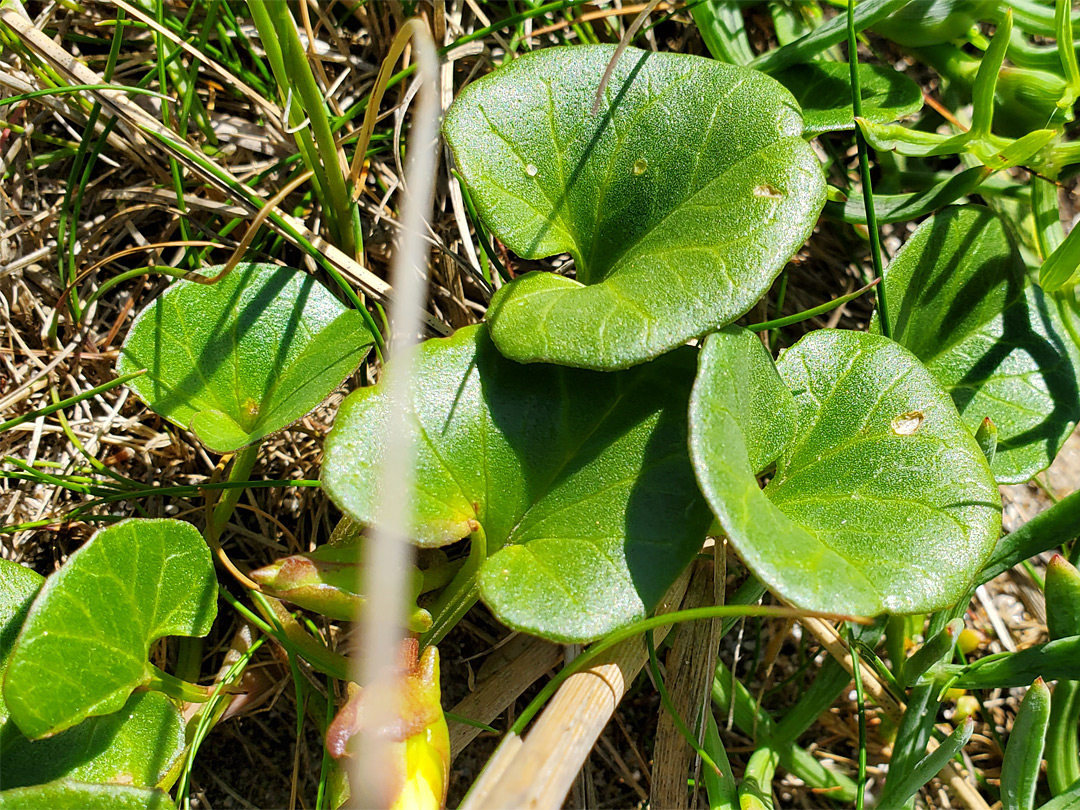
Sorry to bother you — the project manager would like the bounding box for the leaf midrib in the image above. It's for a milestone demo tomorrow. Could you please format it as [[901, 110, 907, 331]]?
[[499, 372, 636, 548], [593, 135, 804, 284]]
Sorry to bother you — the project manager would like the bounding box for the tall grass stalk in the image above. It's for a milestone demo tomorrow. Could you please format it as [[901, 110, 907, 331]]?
[[246, 0, 355, 257], [353, 18, 440, 809]]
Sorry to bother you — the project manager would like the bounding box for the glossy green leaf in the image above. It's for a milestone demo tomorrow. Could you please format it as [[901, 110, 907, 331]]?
[[881, 206, 1080, 483], [0, 780, 174, 810], [774, 62, 922, 134], [3, 519, 216, 739], [117, 263, 374, 453], [0, 692, 183, 789], [444, 45, 826, 370], [0, 560, 43, 728], [690, 327, 1001, 616], [322, 324, 712, 642]]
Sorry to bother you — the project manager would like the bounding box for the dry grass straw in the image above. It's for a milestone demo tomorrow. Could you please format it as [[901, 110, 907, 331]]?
[[353, 14, 440, 809]]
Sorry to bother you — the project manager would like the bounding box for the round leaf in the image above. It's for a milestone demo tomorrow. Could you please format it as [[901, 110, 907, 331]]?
[[322, 324, 712, 642], [0, 781, 174, 810], [3, 519, 217, 739], [444, 45, 826, 370], [882, 206, 1080, 483], [0, 560, 42, 729], [117, 263, 375, 453], [774, 62, 922, 134], [0, 692, 184, 789], [690, 328, 1000, 616]]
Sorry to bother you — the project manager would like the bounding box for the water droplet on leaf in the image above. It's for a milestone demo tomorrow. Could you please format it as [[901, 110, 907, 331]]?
[[891, 411, 924, 435]]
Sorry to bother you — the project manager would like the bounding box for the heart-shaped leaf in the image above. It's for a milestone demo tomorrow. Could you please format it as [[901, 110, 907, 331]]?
[[774, 62, 922, 134], [0, 560, 43, 729], [690, 327, 1001, 616], [0, 781, 174, 810], [3, 519, 216, 738], [444, 45, 826, 370], [322, 324, 712, 641], [0, 692, 184, 789], [117, 263, 375, 453], [881, 205, 1080, 483]]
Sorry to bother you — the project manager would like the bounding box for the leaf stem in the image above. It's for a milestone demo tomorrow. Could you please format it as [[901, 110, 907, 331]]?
[[979, 486, 1080, 584], [209, 443, 261, 539], [420, 525, 486, 648], [0, 370, 146, 433], [745, 278, 879, 333], [220, 587, 350, 681], [846, 0, 889, 338], [146, 664, 213, 703], [645, 630, 723, 779], [849, 625, 867, 810], [510, 603, 867, 736]]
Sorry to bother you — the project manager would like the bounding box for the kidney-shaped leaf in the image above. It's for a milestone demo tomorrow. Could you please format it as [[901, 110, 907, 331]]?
[[445, 45, 826, 370], [774, 62, 922, 134], [882, 205, 1080, 483], [0, 692, 184, 789], [117, 263, 374, 453], [690, 327, 1000, 616], [0, 560, 42, 729], [323, 324, 712, 642], [0, 781, 174, 810], [3, 519, 216, 739]]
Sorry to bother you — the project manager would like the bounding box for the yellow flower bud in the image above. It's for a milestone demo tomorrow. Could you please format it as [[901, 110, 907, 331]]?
[[954, 695, 980, 724], [327, 640, 450, 810], [956, 627, 981, 656]]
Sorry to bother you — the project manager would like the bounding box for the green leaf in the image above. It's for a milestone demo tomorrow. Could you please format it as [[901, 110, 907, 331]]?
[[0, 780, 175, 810], [690, 327, 1001, 616], [774, 62, 922, 134], [1046, 554, 1080, 641], [322, 324, 712, 642], [3, 519, 216, 738], [0, 692, 183, 789], [444, 45, 826, 370], [117, 263, 375, 453], [1040, 212, 1080, 291], [943, 636, 1080, 689], [881, 205, 1080, 483], [824, 166, 991, 225], [0, 560, 43, 728], [749, 0, 911, 73], [877, 717, 974, 809], [871, 0, 982, 47], [1041, 780, 1080, 810], [689, 0, 754, 65], [1002, 679, 1053, 810]]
